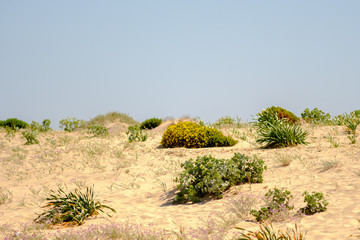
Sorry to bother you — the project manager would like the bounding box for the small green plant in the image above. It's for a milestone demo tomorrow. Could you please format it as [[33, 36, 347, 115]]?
[[301, 108, 331, 124], [4, 126, 16, 142], [126, 125, 148, 142], [87, 125, 109, 137], [327, 134, 340, 148], [237, 223, 306, 240], [256, 118, 308, 148], [343, 114, 360, 144], [35, 186, 116, 226], [0, 187, 13, 205], [59, 117, 85, 132], [250, 188, 294, 222], [22, 129, 40, 145], [140, 117, 162, 130], [300, 191, 328, 215], [174, 153, 266, 203]]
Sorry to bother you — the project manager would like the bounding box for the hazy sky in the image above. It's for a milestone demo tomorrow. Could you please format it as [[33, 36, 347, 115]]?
[[1, 1, 359, 127]]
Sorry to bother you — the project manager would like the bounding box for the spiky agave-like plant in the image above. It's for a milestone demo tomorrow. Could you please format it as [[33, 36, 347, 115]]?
[[256, 119, 308, 148], [35, 186, 115, 226]]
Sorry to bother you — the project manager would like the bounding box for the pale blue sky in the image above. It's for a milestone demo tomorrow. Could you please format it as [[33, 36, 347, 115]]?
[[1, 1, 359, 127]]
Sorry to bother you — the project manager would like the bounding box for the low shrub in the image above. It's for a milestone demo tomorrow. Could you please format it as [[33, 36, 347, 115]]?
[[174, 153, 267, 203], [256, 107, 299, 125], [250, 188, 294, 222], [0, 118, 28, 130], [300, 191, 328, 215], [140, 117, 162, 130], [161, 121, 237, 148], [59, 117, 85, 132], [301, 108, 331, 124], [87, 125, 109, 137], [256, 118, 308, 148], [22, 129, 40, 145], [34, 186, 115, 226], [127, 125, 148, 142]]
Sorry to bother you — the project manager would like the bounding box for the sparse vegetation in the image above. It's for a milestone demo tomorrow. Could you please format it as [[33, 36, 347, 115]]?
[[87, 125, 109, 137], [237, 223, 306, 240], [87, 111, 138, 126], [59, 117, 85, 132]]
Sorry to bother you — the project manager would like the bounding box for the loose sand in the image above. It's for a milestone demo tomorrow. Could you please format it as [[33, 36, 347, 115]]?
[[0, 120, 360, 239]]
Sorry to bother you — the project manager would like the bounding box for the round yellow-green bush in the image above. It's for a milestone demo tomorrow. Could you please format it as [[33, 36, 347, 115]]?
[[161, 121, 237, 148]]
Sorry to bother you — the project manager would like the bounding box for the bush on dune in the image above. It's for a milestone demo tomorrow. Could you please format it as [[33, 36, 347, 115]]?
[[161, 121, 237, 148]]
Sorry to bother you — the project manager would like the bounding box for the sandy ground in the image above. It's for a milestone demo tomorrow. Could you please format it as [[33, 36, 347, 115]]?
[[0, 120, 360, 239]]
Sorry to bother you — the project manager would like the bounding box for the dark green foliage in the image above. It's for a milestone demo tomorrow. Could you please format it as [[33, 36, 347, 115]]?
[[42, 119, 51, 132], [257, 107, 299, 125], [140, 117, 162, 130], [300, 191, 328, 215], [174, 153, 267, 203], [127, 125, 148, 142], [0, 118, 28, 130], [35, 186, 116, 226], [87, 125, 109, 137], [161, 121, 237, 148], [22, 129, 40, 145], [59, 117, 85, 132], [250, 188, 294, 222], [301, 108, 331, 124]]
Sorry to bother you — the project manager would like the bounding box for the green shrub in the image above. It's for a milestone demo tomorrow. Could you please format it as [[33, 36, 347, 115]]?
[[42, 119, 51, 132], [87, 112, 138, 126], [126, 125, 148, 142], [59, 117, 85, 132], [250, 188, 294, 222], [174, 153, 267, 203], [22, 129, 40, 145], [257, 107, 299, 125], [0, 118, 28, 130], [140, 117, 162, 130], [256, 118, 308, 148], [87, 125, 109, 137], [161, 121, 237, 148], [301, 108, 331, 124], [35, 186, 115, 226], [30, 119, 52, 132], [300, 191, 328, 215]]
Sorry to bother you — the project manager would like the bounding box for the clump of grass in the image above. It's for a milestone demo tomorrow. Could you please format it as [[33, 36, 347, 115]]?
[[256, 119, 308, 148], [327, 134, 340, 148], [274, 153, 294, 167], [320, 160, 341, 172], [87, 111, 138, 126], [34, 186, 115, 226], [237, 222, 306, 240]]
